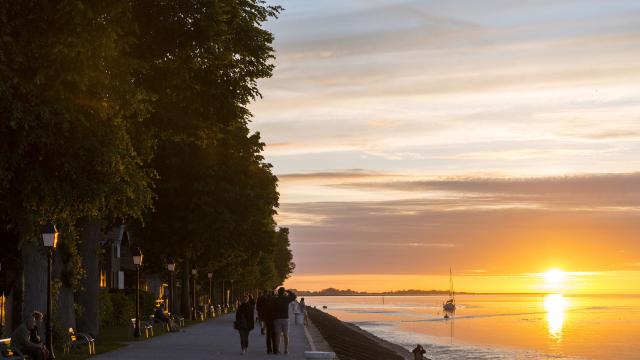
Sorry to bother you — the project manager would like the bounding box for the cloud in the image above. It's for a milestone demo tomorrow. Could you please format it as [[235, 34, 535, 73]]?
[[278, 169, 402, 182], [254, 1, 640, 286], [253, 0, 640, 166], [281, 197, 640, 275], [276, 172, 640, 275], [335, 172, 640, 197]]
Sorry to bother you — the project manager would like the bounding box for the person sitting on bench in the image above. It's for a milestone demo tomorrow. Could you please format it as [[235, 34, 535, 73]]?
[[154, 304, 170, 325], [11, 317, 47, 360]]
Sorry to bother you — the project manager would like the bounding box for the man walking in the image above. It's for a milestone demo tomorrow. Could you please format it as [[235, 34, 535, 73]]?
[[264, 291, 278, 354], [272, 287, 296, 355], [256, 290, 269, 335]]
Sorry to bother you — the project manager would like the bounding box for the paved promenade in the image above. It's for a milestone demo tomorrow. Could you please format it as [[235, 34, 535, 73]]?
[[94, 314, 311, 360]]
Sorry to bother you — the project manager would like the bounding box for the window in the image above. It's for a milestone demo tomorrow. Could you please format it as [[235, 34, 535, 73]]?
[[100, 269, 107, 288]]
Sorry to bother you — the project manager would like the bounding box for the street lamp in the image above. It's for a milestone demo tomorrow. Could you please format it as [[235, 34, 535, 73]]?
[[191, 266, 197, 320], [207, 272, 213, 318], [221, 279, 225, 309], [0, 261, 4, 338], [132, 247, 143, 338], [167, 258, 175, 315], [230, 280, 235, 308], [42, 223, 58, 359]]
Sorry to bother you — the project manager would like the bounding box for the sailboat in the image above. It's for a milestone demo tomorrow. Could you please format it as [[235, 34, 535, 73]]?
[[443, 268, 456, 312]]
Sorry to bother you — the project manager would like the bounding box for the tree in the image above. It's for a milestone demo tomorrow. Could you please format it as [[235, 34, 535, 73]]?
[[0, 0, 155, 333], [128, 0, 291, 306]]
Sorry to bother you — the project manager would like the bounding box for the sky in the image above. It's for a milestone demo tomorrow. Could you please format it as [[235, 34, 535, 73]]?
[[249, 0, 640, 294]]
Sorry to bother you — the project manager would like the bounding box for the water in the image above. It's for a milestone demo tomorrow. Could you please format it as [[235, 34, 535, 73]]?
[[304, 294, 640, 359]]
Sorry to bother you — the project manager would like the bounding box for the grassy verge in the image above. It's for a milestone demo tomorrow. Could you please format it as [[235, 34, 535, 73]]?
[[55, 318, 209, 360]]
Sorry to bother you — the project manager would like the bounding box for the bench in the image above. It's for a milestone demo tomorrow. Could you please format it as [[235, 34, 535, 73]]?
[[130, 319, 154, 338], [63, 328, 95, 355], [149, 315, 170, 332], [171, 314, 185, 328], [0, 338, 25, 360]]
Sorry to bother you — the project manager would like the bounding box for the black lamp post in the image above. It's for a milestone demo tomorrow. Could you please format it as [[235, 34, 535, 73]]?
[[42, 224, 58, 359], [191, 266, 197, 320], [0, 261, 4, 338], [230, 280, 235, 308], [132, 247, 143, 338], [167, 258, 175, 315], [221, 280, 225, 309], [207, 272, 213, 318]]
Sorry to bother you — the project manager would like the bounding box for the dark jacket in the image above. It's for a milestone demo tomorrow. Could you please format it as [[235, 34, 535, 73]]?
[[273, 291, 296, 319], [256, 295, 268, 317], [263, 296, 276, 322], [11, 324, 42, 353], [235, 301, 255, 331]]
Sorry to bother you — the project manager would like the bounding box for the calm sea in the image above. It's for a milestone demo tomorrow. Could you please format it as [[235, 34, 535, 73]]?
[[304, 294, 640, 360]]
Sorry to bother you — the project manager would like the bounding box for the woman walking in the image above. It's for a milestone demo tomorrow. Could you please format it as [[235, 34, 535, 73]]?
[[235, 295, 255, 354]]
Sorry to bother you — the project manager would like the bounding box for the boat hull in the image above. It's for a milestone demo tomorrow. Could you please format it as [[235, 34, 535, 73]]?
[[443, 303, 456, 312]]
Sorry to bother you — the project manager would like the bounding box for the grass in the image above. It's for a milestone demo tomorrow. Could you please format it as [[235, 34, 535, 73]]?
[[55, 318, 207, 360]]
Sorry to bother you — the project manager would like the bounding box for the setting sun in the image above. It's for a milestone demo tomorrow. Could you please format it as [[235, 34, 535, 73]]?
[[544, 269, 567, 284]]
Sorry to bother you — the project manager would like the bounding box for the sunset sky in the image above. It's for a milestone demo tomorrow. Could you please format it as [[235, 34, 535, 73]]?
[[249, 0, 640, 294]]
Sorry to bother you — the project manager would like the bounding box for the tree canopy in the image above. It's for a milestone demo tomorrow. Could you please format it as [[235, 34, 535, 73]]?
[[0, 0, 293, 297], [129, 0, 292, 289]]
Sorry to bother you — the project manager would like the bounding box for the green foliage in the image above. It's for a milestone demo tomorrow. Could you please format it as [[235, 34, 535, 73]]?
[[57, 225, 85, 289], [99, 289, 155, 327], [130, 0, 292, 289], [1, 0, 293, 338], [99, 290, 116, 328], [0, 0, 155, 240]]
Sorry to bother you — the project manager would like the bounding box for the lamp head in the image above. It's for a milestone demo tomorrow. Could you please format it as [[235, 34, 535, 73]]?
[[167, 258, 176, 272], [132, 247, 143, 266], [41, 224, 59, 249], [207, 272, 213, 279]]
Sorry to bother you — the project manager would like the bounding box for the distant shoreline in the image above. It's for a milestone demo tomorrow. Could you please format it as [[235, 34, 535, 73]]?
[[295, 290, 640, 296], [294, 288, 552, 296]]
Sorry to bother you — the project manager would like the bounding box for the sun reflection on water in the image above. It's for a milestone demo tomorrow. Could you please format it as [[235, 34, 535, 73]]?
[[544, 294, 567, 341]]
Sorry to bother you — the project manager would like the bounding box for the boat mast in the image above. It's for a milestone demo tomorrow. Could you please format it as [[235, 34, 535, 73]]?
[[449, 267, 454, 301]]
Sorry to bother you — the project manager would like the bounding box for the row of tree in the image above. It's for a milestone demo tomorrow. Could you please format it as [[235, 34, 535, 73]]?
[[0, 0, 293, 336]]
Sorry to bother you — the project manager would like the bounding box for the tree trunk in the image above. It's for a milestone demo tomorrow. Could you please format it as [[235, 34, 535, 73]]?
[[54, 250, 76, 331], [56, 286, 75, 331], [180, 257, 191, 318], [76, 218, 101, 336], [21, 239, 47, 323]]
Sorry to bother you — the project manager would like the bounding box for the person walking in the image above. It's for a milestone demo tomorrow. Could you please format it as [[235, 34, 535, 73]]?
[[256, 290, 269, 335], [264, 291, 278, 354], [273, 287, 296, 355], [299, 298, 309, 326], [234, 295, 255, 354]]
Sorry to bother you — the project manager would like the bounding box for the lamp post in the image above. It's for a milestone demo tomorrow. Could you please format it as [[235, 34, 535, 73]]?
[[0, 261, 3, 338], [132, 247, 143, 338], [42, 224, 59, 359], [230, 280, 235, 308], [167, 258, 175, 315], [207, 272, 213, 318], [191, 266, 197, 320], [221, 280, 225, 309]]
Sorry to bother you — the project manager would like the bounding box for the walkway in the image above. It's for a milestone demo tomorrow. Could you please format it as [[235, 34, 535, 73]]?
[[94, 314, 311, 360]]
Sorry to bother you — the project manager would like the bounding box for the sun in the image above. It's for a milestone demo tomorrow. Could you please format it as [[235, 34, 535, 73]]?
[[543, 269, 567, 284]]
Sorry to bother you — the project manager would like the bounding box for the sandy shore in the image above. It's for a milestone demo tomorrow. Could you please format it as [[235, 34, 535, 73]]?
[[307, 308, 412, 360]]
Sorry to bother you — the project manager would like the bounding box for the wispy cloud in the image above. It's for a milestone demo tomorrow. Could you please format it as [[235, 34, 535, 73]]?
[[253, 1, 640, 290], [277, 172, 640, 275]]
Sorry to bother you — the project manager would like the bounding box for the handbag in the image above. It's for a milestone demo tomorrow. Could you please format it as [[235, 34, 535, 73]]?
[[233, 321, 239, 330]]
